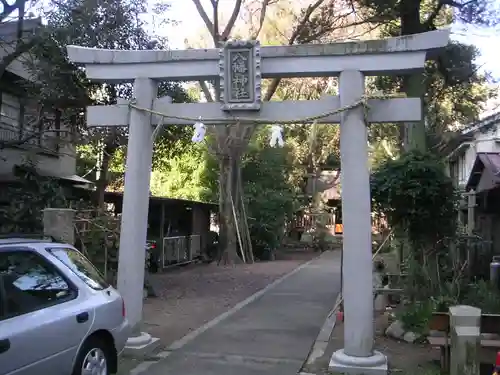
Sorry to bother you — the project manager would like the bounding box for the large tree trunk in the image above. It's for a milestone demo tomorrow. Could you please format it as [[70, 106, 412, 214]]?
[[95, 142, 115, 209], [218, 155, 243, 264], [401, 74, 426, 152], [400, 0, 427, 152]]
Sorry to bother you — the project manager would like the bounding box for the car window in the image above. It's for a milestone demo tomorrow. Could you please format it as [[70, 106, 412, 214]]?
[[47, 248, 109, 290], [0, 250, 75, 319]]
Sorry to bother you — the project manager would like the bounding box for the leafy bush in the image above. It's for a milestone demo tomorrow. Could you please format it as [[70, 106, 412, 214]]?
[[242, 135, 299, 260], [0, 163, 68, 234], [371, 150, 458, 248], [397, 301, 434, 333], [462, 280, 500, 314]]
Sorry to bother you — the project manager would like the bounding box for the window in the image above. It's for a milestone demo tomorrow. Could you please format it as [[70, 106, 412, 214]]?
[[0, 92, 61, 152], [449, 160, 459, 186], [0, 250, 75, 319], [22, 100, 42, 147], [47, 248, 109, 290], [40, 110, 61, 152], [0, 92, 22, 143], [460, 157, 467, 184]]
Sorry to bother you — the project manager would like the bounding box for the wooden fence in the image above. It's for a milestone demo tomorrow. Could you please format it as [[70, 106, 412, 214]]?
[[161, 235, 201, 268]]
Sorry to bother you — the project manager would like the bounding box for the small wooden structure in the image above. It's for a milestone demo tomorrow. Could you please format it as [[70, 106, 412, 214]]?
[[102, 191, 217, 257]]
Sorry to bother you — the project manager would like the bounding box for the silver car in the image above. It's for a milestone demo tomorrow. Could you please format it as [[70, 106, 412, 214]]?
[[0, 238, 130, 375]]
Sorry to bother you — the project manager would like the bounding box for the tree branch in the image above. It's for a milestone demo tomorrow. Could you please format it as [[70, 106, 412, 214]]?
[[212, 0, 220, 44], [221, 0, 243, 41], [252, 0, 271, 39], [0, 125, 70, 150], [192, 0, 220, 101], [0, 38, 38, 78], [199, 80, 214, 102], [191, 0, 215, 39], [423, 0, 476, 29], [0, 0, 28, 22], [264, 0, 327, 101], [423, 0, 446, 29]]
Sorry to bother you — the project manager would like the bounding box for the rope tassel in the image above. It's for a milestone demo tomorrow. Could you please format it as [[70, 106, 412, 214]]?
[[191, 118, 206, 143], [269, 124, 284, 147]]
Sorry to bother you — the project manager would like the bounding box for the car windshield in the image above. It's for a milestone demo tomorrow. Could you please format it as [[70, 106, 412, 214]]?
[[47, 247, 109, 290]]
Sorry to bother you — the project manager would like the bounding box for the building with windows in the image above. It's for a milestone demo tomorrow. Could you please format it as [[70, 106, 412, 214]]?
[[447, 111, 500, 253], [0, 19, 87, 186]]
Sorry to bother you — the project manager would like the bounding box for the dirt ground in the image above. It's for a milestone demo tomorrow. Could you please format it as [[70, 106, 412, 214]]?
[[373, 312, 441, 373], [116, 249, 318, 374], [304, 311, 441, 375], [142, 249, 317, 346]]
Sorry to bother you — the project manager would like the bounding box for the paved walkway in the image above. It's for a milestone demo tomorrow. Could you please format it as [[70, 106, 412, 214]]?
[[140, 251, 341, 375]]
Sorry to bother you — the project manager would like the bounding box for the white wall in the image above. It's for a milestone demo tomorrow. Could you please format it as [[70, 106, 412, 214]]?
[[452, 125, 500, 188], [0, 143, 76, 178], [0, 93, 77, 178], [0, 19, 78, 179]]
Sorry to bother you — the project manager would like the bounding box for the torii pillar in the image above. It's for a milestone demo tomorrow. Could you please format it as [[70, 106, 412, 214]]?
[[67, 30, 450, 362]]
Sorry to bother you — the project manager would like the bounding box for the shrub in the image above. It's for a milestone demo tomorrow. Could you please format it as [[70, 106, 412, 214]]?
[[371, 150, 458, 248]]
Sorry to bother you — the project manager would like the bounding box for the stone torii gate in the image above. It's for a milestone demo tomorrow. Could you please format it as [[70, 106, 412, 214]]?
[[67, 29, 449, 371]]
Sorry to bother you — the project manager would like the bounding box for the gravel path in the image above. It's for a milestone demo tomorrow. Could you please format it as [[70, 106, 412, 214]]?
[[142, 255, 315, 346]]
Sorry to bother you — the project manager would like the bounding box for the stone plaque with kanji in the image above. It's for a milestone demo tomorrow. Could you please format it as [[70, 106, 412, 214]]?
[[219, 40, 262, 111]]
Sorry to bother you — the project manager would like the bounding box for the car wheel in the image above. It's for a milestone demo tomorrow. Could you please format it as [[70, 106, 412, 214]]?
[[72, 336, 113, 375]]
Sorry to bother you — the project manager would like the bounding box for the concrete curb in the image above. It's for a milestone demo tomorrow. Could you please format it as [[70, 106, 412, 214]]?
[[303, 292, 342, 368], [127, 254, 324, 375]]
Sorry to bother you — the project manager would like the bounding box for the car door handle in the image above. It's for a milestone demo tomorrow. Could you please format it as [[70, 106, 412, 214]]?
[[76, 312, 89, 323], [0, 339, 10, 354]]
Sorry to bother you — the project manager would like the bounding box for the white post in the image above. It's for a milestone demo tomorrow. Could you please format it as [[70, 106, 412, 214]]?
[[330, 70, 387, 375], [117, 78, 160, 352], [449, 305, 481, 375], [467, 190, 476, 236]]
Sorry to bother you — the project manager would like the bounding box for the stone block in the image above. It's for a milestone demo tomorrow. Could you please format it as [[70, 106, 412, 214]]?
[[43, 208, 76, 244], [329, 349, 388, 375], [449, 305, 481, 328], [403, 331, 419, 343], [123, 332, 161, 357], [385, 320, 405, 339], [449, 305, 481, 375]]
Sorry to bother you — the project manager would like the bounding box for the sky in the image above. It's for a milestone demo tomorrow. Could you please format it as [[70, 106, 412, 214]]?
[[157, 0, 500, 80]]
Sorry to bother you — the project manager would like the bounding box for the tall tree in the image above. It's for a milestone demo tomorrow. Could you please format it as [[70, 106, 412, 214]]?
[[362, 0, 497, 150], [187, 0, 364, 263], [34, 0, 190, 207], [291, 0, 498, 153]]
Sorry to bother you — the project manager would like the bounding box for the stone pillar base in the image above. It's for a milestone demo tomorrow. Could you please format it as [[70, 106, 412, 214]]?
[[123, 332, 161, 357], [329, 349, 388, 375]]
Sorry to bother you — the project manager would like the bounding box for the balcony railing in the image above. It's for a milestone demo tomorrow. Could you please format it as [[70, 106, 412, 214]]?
[[0, 122, 59, 153]]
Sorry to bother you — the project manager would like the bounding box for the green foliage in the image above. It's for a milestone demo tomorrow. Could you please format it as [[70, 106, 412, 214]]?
[[425, 43, 496, 140], [310, 214, 330, 252], [400, 273, 500, 331], [371, 150, 458, 246], [0, 163, 68, 234], [358, 0, 497, 150], [147, 127, 300, 258], [402, 251, 462, 306], [242, 131, 299, 259], [31, 0, 192, 195], [150, 142, 217, 202], [398, 235, 500, 318], [74, 209, 120, 281], [397, 300, 434, 333], [462, 280, 500, 314]]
